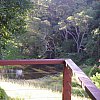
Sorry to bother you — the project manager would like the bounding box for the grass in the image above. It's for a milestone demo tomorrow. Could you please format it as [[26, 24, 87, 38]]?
[[0, 63, 94, 100], [0, 73, 91, 100], [72, 77, 90, 98], [0, 81, 61, 100]]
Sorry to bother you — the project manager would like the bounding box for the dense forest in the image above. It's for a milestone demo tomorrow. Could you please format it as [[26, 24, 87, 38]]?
[[0, 0, 100, 65]]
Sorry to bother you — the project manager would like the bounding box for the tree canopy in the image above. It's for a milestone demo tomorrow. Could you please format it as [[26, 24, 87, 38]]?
[[0, 0, 32, 59], [0, 0, 99, 64]]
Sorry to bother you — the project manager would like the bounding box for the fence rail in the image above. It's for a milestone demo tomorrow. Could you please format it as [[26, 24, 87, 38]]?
[[0, 59, 100, 100]]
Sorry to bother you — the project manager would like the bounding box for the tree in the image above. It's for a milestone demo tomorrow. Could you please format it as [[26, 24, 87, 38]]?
[[27, 0, 92, 58], [85, 1, 100, 59], [1, 0, 99, 62], [59, 11, 91, 53], [0, 0, 32, 59]]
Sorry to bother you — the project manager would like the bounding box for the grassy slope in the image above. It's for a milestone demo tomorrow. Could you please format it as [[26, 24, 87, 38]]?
[[0, 73, 91, 100]]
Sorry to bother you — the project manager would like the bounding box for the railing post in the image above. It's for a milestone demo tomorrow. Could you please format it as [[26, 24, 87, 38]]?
[[63, 63, 72, 100]]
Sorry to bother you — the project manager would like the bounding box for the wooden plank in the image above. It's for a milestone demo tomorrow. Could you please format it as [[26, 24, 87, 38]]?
[[65, 59, 100, 100], [62, 64, 72, 100], [0, 59, 64, 65]]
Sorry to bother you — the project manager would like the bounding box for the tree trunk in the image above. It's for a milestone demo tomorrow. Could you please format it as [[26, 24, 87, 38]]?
[[0, 37, 2, 60], [0, 47, 2, 60], [76, 42, 80, 53]]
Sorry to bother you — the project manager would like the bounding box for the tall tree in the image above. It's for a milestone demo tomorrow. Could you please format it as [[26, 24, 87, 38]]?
[[59, 11, 91, 53], [0, 0, 32, 59]]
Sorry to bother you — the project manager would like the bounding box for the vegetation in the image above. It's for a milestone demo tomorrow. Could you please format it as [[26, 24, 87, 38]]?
[[0, 0, 32, 59], [89, 66, 100, 77], [0, 87, 8, 99], [0, 0, 99, 62], [91, 73, 100, 88], [0, 74, 90, 100], [0, 0, 100, 99]]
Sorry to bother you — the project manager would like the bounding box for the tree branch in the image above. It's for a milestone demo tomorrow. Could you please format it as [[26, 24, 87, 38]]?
[[65, 29, 77, 44]]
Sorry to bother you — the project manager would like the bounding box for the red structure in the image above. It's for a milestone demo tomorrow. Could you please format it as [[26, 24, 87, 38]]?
[[0, 59, 100, 100]]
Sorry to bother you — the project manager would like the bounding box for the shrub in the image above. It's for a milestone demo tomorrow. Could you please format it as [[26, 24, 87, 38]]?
[[89, 66, 100, 77], [85, 58, 96, 65], [82, 65, 91, 76], [91, 73, 100, 88], [0, 87, 8, 99]]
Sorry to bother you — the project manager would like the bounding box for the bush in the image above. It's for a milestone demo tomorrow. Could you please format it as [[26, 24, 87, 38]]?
[[82, 65, 91, 76], [91, 73, 100, 88], [63, 53, 85, 64], [84, 58, 96, 65], [89, 66, 100, 77], [0, 87, 8, 99]]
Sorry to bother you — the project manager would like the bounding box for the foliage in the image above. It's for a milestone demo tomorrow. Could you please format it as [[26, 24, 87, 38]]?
[[0, 0, 99, 65], [84, 58, 97, 65], [0, 87, 8, 99], [89, 66, 100, 77], [2, 39, 30, 59], [85, 1, 100, 61], [82, 65, 91, 75], [0, 65, 16, 69], [91, 73, 100, 88], [0, 0, 32, 59], [86, 30, 100, 59], [72, 76, 89, 98], [59, 11, 91, 53]]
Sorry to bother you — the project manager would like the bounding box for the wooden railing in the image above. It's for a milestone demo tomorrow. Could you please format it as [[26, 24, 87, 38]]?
[[0, 59, 100, 100]]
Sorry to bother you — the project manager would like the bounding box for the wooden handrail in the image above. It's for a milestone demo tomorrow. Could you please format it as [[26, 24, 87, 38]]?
[[0, 59, 64, 65], [65, 59, 100, 100], [0, 59, 100, 100]]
